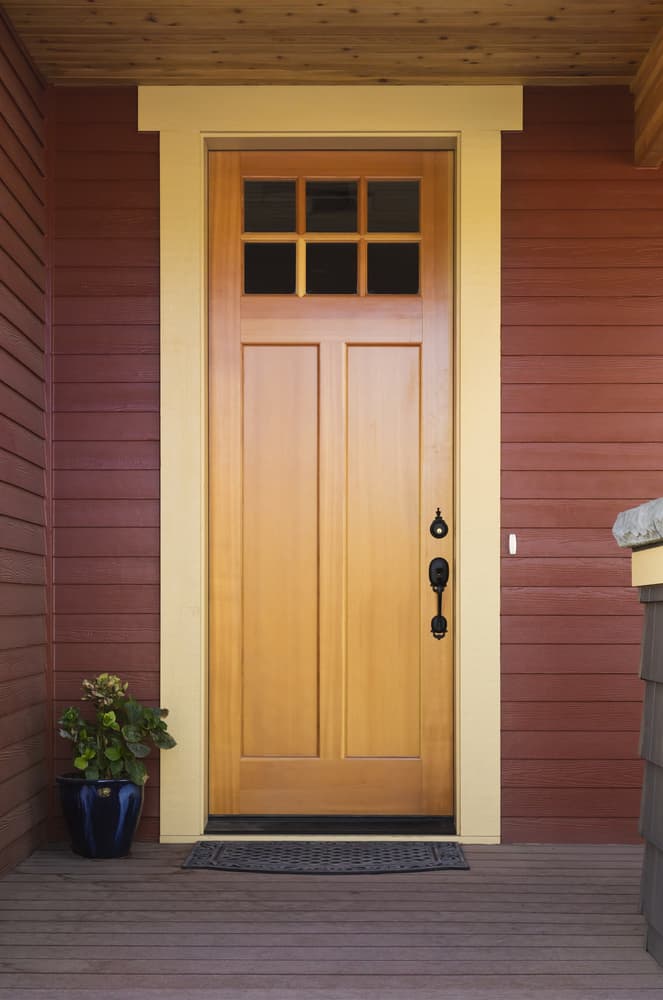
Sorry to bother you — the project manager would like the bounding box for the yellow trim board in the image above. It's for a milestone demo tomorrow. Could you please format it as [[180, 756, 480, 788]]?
[[139, 85, 523, 845], [140, 85, 521, 135], [633, 545, 663, 587]]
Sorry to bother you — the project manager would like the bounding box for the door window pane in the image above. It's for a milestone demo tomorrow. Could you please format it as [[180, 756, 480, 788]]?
[[244, 181, 296, 232], [306, 181, 357, 232], [306, 243, 357, 294], [367, 243, 419, 294], [244, 243, 296, 294], [367, 181, 420, 233]]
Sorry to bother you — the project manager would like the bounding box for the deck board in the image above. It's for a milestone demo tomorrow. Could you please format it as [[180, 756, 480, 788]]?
[[0, 844, 661, 998]]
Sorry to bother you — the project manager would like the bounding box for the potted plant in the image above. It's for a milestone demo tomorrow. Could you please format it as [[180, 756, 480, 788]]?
[[57, 673, 176, 858]]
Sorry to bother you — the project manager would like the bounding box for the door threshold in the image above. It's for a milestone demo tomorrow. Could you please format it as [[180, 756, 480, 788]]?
[[205, 815, 455, 835]]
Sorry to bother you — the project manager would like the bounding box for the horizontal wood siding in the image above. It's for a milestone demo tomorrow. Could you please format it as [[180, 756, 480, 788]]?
[[501, 86, 653, 844], [0, 10, 47, 874], [51, 87, 159, 841], [34, 82, 658, 848]]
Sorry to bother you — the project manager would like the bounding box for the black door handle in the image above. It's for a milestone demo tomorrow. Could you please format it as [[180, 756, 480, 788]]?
[[428, 557, 449, 640]]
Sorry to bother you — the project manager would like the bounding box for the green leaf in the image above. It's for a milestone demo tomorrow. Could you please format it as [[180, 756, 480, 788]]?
[[121, 725, 142, 743], [109, 759, 124, 777], [85, 766, 99, 780], [126, 759, 146, 785], [59, 707, 81, 726], [104, 746, 121, 761], [73, 756, 88, 770], [152, 731, 176, 750], [124, 700, 142, 726], [101, 711, 117, 728], [126, 741, 150, 759]]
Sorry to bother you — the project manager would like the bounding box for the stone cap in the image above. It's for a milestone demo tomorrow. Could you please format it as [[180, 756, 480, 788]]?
[[613, 498, 663, 549]]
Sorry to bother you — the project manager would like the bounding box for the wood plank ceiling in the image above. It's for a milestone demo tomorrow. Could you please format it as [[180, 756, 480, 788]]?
[[3, 0, 663, 87]]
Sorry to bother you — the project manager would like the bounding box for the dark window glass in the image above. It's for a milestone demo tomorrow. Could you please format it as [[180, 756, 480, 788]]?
[[244, 181, 296, 232], [367, 243, 419, 294], [306, 181, 357, 232], [244, 243, 296, 294], [367, 181, 420, 233], [306, 243, 357, 294]]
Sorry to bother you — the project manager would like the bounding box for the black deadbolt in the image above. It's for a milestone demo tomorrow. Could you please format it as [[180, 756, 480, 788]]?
[[430, 508, 448, 539]]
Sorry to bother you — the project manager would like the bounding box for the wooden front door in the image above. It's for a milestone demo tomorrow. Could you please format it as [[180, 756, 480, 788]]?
[[209, 151, 453, 817]]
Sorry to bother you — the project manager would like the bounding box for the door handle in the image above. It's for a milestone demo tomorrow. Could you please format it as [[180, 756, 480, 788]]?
[[428, 557, 449, 640]]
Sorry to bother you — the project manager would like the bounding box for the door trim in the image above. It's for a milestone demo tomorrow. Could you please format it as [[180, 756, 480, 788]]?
[[138, 85, 523, 844]]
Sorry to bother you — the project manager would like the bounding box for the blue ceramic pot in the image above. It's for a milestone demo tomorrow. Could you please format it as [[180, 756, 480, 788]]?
[[57, 774, 144, 858]]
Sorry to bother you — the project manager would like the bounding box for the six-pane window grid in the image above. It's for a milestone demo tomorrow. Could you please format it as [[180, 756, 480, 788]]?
[[242, 178, 421, 296]]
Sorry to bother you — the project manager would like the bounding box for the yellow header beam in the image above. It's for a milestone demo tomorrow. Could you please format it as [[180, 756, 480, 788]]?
[[139, 85, 522, 135]]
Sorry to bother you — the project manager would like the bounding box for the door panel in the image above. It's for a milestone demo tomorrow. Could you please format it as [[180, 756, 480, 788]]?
[[346, 346, 421, 759], [241, 345, 319, 758], [209, 150, 453, 817]]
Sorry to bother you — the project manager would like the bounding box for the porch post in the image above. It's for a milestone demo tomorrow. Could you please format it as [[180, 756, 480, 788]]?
[[614, 498, 663, 966]]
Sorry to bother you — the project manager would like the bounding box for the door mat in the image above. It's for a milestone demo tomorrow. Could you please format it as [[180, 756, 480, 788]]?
[[182, 840, 469, 874]]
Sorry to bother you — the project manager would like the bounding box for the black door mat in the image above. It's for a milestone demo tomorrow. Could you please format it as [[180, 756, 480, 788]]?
[[182, 840, 469, 874]]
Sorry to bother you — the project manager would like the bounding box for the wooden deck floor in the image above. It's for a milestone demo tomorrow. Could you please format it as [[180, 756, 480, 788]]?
[[0, 843, 662, 999]]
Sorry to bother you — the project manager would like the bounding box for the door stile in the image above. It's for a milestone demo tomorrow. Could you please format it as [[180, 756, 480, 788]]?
[[420, 151, 454, 814], [209, 152, 243, 814], [318, 339, 346, 761]]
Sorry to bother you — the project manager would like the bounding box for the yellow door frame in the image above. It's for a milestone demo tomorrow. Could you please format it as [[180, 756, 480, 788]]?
[[138, 85, 523, 844]]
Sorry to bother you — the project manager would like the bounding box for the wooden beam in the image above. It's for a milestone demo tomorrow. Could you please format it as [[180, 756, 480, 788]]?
[[634, 27, 663, 168]]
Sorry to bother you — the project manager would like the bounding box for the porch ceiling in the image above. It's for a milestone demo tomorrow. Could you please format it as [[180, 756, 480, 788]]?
[[4, 0, 663, 87]]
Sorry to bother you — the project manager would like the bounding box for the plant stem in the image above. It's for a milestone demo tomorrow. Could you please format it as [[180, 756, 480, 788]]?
[[97, 713, 106, 778]]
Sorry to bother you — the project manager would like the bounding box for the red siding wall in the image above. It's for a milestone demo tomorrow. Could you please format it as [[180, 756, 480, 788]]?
[[501, 86, 656, 843], [0, 12, 48, 874], [25, 82, 660, 847], [51, 88, 160, 839]]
